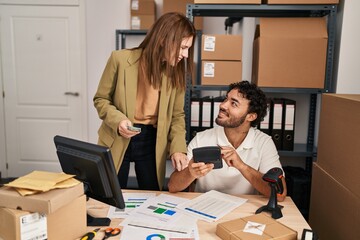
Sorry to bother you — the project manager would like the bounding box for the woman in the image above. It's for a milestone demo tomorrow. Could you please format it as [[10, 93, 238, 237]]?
[[93, 12, 196, 190]]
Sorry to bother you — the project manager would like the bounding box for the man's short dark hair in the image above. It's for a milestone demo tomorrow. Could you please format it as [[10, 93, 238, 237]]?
[[228, 81, 268, 128]]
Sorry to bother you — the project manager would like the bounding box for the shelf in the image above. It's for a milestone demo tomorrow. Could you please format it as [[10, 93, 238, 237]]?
[[115, 29, 147, 50], [187, 3, 338, 93], [192, 85, 325, 94], [187, 4, 336, 18], [278, 144, 316, 158], [184, 3, 338, 164]]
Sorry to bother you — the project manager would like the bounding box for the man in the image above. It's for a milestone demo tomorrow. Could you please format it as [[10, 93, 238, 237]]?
[[168, 81, 287, 201]]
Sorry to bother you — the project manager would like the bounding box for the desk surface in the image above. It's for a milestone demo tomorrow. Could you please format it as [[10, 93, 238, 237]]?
[[86, 190, 310, 240]]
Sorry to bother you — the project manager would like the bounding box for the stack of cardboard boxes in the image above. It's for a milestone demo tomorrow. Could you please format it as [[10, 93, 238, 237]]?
[[201, 34, 243, 85], [130, 0, 156, 30], [0, 183, 86, 240], [309, 94, 360, 240], [252, 17, 328, 89]]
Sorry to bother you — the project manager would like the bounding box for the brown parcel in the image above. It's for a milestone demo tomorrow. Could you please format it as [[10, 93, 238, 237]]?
[[0, 182, 84, 214], [130, 0, 155, 15], [0, 195, 86, 240], [316, 94, 360, 198], [252, 17, 328, 88], [201, 34, 242, 61], [131, 14, 156, 30], [216, 213, 297, 240], [201, 60, 242, 85], [309, 163, 360, 240]]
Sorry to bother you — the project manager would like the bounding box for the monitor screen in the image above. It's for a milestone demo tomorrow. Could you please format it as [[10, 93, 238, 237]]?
[[54, 135, 125, 210]]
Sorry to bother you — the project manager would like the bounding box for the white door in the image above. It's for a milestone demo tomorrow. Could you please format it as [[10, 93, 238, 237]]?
[[0, 3, 87, 177]]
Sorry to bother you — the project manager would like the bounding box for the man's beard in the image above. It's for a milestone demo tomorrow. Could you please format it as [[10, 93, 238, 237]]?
[[215, 111, 247, 128]]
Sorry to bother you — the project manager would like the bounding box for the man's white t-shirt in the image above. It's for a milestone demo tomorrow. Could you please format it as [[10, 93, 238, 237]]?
[[188, 127, 282, 195]]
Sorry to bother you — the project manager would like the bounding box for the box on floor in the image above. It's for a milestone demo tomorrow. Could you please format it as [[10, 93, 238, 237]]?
[[316, 94, 360, 198], [216, 213, 297, 240], [252, 17, 328, 88], [309, 163, 360, 240], [0, 195, 87, 240]]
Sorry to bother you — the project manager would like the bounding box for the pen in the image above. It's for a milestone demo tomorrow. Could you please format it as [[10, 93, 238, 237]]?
[[80, 228, 100, 240]]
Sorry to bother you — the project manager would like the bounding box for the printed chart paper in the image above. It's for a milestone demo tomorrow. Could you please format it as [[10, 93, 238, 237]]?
[[177, 190, 247, 222], [121, 194, 195, 235], [120, 223, 199, 240], [107, 192, 156, 219]]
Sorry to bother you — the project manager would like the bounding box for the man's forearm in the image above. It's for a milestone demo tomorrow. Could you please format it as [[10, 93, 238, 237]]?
[[168, 168, 195, 193]]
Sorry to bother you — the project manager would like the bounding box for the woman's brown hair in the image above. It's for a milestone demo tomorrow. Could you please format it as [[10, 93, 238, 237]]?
[[136, 12, 196, 91]]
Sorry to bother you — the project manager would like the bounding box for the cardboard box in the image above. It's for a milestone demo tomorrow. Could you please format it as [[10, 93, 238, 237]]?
[[195, 0, 261, 4], [252, 17, 328, 88], [163, 0, 203, 30], [201, 60, 242, 85], [0, 182, 84, 214], [316, 94, 360, 198], [0, 195, 86, 240], [201, 34, 242, 61], [309, 163, 360, 240], [264, 0, 339, 4], [216, 213, 297, 240], [130, 0, 155, 15], [131, 15, 155, 30]]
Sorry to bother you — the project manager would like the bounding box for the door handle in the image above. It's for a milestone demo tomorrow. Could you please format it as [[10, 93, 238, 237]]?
[[64, 92, 79, 97]]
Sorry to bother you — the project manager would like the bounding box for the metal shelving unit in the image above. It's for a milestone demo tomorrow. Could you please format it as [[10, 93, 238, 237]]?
[[185, 4, 338, 169], [115, 29, 147, 50]]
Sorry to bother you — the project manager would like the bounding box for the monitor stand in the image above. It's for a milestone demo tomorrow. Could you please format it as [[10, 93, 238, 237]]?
[[87, 213, 111, 226]]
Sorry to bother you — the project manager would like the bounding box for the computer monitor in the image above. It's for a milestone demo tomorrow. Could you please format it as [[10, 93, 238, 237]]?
[[54, 135, 125, 226]]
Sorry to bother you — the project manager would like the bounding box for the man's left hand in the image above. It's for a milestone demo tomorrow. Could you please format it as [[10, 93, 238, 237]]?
[[220, 146, 244, 170]]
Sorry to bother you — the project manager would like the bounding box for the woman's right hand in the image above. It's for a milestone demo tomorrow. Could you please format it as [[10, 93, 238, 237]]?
[[118, 119, 141, 138]]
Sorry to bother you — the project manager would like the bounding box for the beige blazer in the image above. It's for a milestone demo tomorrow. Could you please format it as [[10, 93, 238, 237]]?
[[93, 49, 187, 189]]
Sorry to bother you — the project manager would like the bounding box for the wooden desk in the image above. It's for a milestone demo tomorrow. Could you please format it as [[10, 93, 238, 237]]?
[[86, 190, 310, 240]]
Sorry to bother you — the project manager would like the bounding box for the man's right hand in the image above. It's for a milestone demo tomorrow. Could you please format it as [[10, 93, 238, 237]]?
[[188, 159, 214, 179]]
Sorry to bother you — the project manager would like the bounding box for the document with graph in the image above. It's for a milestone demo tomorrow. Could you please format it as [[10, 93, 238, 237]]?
[[120, 193, 195, 235], [177, 190, 247, 222]]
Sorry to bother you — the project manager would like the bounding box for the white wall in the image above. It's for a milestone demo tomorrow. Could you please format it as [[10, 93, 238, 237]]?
[[335, 0, 360, 94]]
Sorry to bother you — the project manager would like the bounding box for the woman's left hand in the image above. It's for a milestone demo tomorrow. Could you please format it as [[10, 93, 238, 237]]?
[[171, 152, 188, 171]]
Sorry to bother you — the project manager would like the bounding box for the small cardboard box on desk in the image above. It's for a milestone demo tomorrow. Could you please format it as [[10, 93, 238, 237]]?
[[0, 183, 86, 240], [216, 213, 297, 240]]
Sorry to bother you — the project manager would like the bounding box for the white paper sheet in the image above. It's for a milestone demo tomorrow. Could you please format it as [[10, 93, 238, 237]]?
[[177, 190, 247, 222], [120, 193, 197, 235]]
